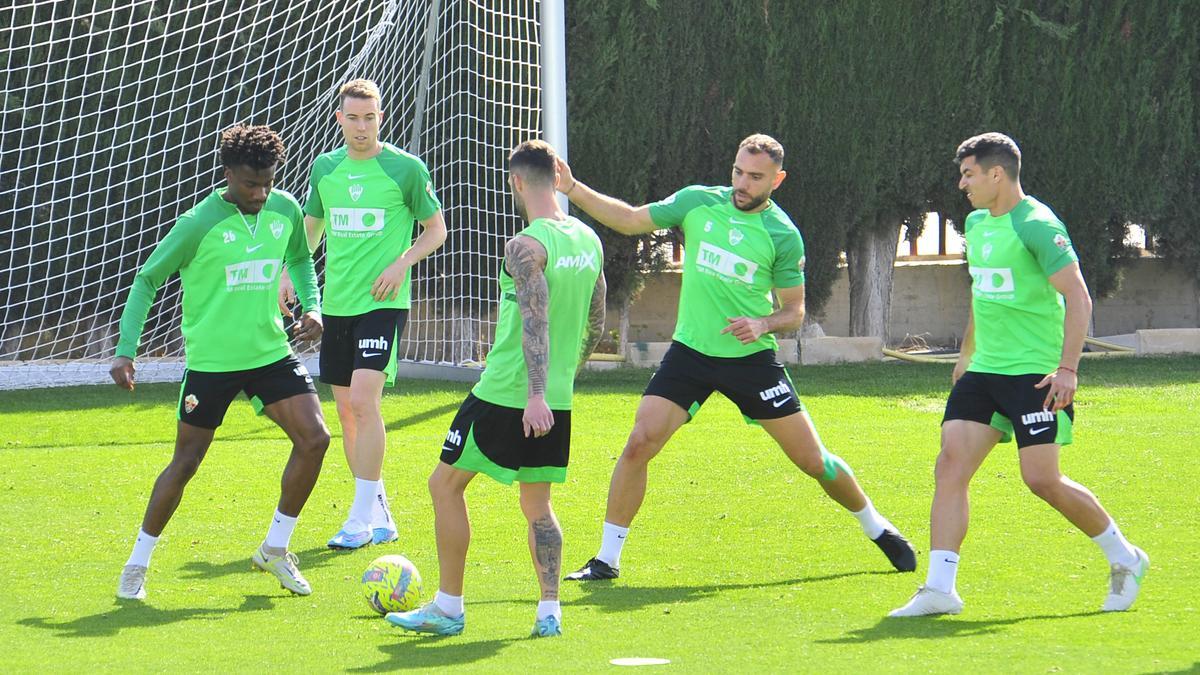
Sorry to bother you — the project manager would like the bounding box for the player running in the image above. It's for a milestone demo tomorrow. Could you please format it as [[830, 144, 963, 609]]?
[[287, 79, 448, 550], [889, 132, 1148, 617], [556, 134, 917, 583], [112, 124, 330, 600], [386, 140, 606, 638]]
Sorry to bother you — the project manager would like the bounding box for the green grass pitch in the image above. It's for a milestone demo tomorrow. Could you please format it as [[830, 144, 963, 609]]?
[[1, 357, 1197, 672]]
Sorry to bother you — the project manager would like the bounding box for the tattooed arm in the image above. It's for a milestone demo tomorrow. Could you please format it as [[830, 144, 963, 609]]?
[[506, 234, 554, 438], [577, 271, 607, 374]]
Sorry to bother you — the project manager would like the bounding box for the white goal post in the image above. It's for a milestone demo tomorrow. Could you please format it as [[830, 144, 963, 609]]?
[[0, 0, 566, 390]]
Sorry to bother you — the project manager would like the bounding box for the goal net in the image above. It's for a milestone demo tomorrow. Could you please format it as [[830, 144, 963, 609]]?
[[0, 0, 544, 389]]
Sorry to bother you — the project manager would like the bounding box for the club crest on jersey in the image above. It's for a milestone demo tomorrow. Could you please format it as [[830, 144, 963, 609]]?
[[729, 228, 744, 246], [271, 220, 284, 239], [981, 242, 993, 261], [184, 394, 199, 414], [349, 184, 364, 202]]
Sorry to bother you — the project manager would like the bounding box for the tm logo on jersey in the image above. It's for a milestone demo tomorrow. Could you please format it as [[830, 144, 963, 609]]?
[[555, 251, 599, 272], [696, 241, 758, 284], [225, 260, 278, 289], [968, 265, 1015, 297], [329, 207, 385, 234]]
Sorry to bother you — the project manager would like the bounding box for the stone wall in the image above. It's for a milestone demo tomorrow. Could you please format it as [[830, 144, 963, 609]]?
[[611, 258, 1200, 346]]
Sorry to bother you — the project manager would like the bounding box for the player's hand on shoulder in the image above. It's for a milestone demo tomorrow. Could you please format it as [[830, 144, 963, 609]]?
[[371, 261, 410, 301], [720, 316, 768, 345], [110, 356, 136, 391], [522, 395, 554, 438], [555, 157, 576, 194], [292, 311, 323, 341]]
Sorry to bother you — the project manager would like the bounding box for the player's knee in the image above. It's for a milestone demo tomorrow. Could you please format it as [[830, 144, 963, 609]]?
[[169, 454, 205, 482], [811, 448, 852, 481], [934, 448, 973, 486], [1021, 469, 1063, 500], [621, 427, 665, 465], [348, 390, 381, 420], [301, 425, 331, 456]]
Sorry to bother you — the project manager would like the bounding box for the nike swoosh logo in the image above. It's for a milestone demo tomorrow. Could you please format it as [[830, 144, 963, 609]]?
[[943, 558, 957, 564], [772, 396, 792, 408], [1029, 426, 1050, 435], [348, 174, 366, 180], [441, 445, 456, 453], [362, 351, 382, 357], [983, 231, 997, 238], [246, 244, 263, 253]]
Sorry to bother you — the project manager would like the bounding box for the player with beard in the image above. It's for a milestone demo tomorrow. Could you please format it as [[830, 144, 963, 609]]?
[[555, 134, 918, 583]]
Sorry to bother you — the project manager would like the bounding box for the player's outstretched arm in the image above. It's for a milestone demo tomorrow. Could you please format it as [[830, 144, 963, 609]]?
[[506, 234, 555, 438], [577, 271, 608, 374], [555, 157, 657, 235], [721, 284, 805, 345]]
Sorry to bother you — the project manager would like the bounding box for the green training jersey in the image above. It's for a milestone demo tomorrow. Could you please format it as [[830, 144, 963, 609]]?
[[303, 143, 441, 316], [964, 196, 1078, 375], [648, 185, 805, 357], [472, 216, 603, 411], [116, 189, 321, 372]]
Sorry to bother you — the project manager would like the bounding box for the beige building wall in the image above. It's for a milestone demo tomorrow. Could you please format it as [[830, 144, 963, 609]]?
[[612, 258, 1200, 346]]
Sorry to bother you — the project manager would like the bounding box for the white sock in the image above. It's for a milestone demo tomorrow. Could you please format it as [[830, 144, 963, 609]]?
[[264, 510, 298, 550], [851, 500, 891, 540], [126, 529, 159, 568], [596, 522, 629, 568], [435, 590, 464, 617], [372, 477, 392, 528], [1092, 520, 1138, 567], [537, 600, 561, 621], [926, 549, 960, 594], [349, 478, 378, 530]]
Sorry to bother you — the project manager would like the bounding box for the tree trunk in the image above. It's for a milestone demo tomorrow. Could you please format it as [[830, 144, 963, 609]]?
[[618, 300, 630, 357], [847, 219, 901, 341]]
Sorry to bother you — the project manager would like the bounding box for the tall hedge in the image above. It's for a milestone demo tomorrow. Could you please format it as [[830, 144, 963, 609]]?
[[566, 0, 1200, 334]]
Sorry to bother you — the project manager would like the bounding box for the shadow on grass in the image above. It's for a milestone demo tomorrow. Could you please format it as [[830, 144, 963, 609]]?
[[385, 401, 461, 433], [818, 609, 1105, 644], [178, 545, 343, 580], [567, 569, 894, 613], [16, 594, 282, 638], [1143, 662, 1200, 675], [350, 636, 520, 671]]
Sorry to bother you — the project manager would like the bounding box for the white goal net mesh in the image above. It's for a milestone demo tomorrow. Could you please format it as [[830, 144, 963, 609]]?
[[0, 0, 542, 389]]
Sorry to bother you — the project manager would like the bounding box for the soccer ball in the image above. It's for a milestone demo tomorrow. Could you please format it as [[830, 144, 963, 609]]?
[[361, 554, 423, 615]]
